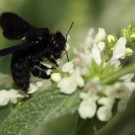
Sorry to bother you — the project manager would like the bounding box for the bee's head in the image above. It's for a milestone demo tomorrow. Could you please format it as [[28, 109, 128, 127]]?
[[50, 31, 66, 59], [50, 22, 73, 60]]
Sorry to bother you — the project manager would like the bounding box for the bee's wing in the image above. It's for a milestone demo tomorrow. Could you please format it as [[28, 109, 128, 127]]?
[[0, 43, 33, 56], [0, 12, 34, 40]]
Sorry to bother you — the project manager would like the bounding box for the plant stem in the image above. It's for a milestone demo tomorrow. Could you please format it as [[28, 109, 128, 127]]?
[[102, 63, 135, 84]]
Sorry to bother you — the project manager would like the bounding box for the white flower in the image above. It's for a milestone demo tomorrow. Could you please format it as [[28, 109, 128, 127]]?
[[78, 98, 97, 119], [94, 28, 106, 43], [57, 69, 84, 94], [8, 89, 24, 104], [97, 106, 113, 122], [92, 44, 102, 65], [28, 81, 43, 94], [78, 92, 99, 119], [111, 37, 126, 61], [97, 97, 114, 121], [0, 90, 10, 106], [62, 61, 74, 72], [57, 77, 77, 94], [0, 89, 24, 106]]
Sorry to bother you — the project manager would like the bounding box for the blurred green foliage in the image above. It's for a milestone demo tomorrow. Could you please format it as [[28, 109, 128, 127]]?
[[0, 0, 135, 73]]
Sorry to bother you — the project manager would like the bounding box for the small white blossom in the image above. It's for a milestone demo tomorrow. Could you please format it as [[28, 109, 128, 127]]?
[[58, 77, 77, 94], [28, 81, 43, 94], [0, 89, 23, 106], [78, 98, 97, 119], [62, 61, 74, 72], [0, 90, 10, 106], [92, 44, 102, 65], [8, 89, 24, 104], [111, 37, 126, 61], [97, 105, 113, 122], [97, 97, 114, 121], [58, 69, 84, 94], [78, 92, 98, 119], [51, 73, 62, 82], [94, 28, 106, 43]]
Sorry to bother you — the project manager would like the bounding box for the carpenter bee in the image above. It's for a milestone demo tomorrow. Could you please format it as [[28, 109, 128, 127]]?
[[0, 12, 73, 93]]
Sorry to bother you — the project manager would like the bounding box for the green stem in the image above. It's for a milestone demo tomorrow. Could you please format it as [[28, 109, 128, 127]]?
[[102, 63, 135, 84]]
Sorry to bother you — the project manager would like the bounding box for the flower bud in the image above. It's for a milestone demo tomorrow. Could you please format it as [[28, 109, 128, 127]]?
[[51, 73, 61, 82], [121, 24, 135, 43], [126, 48, 133, 57], [106, 35, 117, 49]]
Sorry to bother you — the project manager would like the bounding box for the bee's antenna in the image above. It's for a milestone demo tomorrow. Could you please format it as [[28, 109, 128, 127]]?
[[64, 49, 69, 61], [65, 22, 74, 42], [65, 22, 74, 61]]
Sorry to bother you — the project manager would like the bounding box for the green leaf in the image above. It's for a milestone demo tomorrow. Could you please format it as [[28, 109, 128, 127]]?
[[32, 113, 78, 135], [74, 115, 106, 135], [0, 85, 80, 135], [95, 92, 135, 135]]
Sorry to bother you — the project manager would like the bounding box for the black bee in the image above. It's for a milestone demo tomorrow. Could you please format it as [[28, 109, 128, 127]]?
[[0, 12, 73, 93]]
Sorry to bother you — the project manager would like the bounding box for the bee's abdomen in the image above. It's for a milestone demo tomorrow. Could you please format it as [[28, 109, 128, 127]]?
[[11, 53, 30, 93]]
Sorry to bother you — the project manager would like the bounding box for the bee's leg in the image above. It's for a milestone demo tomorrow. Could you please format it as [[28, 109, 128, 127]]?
[[48, 57, 58, 66], [38, 62, 53, 70], [30, 67, 50, 79], [29, 56, 52, 70]]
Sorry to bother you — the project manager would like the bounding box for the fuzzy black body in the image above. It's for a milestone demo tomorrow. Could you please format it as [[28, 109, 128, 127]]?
[[0, 12, 66, 93]]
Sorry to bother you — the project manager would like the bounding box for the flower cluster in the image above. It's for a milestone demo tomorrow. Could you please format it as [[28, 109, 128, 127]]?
[[0, 80, 44, 106], [51, 28, 135, 121], [121, 23, 135, 44]]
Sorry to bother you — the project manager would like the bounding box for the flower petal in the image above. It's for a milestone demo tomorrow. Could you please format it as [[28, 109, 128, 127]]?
[[97, 106, 112, 121], [78, 99, 97, 119], [0, 90, 9, 106], [112, 37, 126, 60], [57, 77, 77, 94], [62, 61, 74, 72], [92, 44, 102, 65], [94, 28, 106, 43], [8, 89, 24, 103]]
